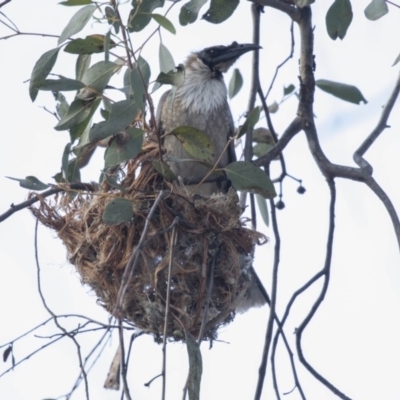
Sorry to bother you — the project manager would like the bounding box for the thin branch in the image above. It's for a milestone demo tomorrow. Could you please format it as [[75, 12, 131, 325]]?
[[254, 200, 281, 400], [161, 223, 178, 400], [251, 0, 301, 22], [0, 0, 12, 8], [34, 219, 90, 399], [0, 182, 97, 223], [113, 190, 165, 316], [118, 319, 132, 400], [296, 180, 351, 400]]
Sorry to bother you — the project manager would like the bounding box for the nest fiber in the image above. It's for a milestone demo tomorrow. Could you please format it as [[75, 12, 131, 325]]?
[[31, 141, 266, 341]]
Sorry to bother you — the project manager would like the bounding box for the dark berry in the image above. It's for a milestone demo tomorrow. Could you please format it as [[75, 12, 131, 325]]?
[[275, 200, 285, 210], [297, 186, 306, 194]]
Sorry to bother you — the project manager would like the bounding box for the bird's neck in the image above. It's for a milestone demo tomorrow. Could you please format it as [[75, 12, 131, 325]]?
[[175, 55, 228, 114]]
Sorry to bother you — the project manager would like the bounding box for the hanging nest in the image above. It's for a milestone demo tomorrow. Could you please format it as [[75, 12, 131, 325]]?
[[30, 139, 267, 342]]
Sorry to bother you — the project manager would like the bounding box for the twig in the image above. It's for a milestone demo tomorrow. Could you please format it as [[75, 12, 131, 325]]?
[[295, 179, 351, 400], [118, 319, 132, 400], [161, 223, 178, 400], [251, 0, 300, 22], [34, 219, 90, 399], [113, 190, 165, 316], [254, 200, 281, 400], [0, 0, 12, 8], [0, 182, 97, 223]]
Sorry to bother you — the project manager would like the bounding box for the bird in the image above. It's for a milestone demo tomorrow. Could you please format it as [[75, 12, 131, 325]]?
[[156, 42, 268, 313]]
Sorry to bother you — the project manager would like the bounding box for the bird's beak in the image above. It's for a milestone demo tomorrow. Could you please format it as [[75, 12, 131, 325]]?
[[211, 42, 261, 65]]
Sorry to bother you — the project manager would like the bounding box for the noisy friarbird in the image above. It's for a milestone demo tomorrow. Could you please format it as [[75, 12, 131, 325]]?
[[156, 42, 268, 313]]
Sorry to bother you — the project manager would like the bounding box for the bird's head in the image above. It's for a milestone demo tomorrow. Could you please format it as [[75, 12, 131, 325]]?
[[196, 41, 261, 73]]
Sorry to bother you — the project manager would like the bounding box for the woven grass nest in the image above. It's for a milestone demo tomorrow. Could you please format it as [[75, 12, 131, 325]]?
[[31, 139, 267, 342]]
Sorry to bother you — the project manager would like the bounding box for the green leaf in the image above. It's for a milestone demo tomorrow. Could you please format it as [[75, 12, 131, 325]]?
[[29, 47, 61, 101], [152, 160, 177, 181], [104, 128, 144, 168], [55, 92, 69, 119], [76, 54, 91, 81], [170, 126, 214, 163], [179, 0, 207, 26], [256, 194, 269, 227], [185, 330, 202, 400], [252, 127, 275, 144], [155, 65, 185, 87], [69, 98, 101, 142], [159, 43, 175, 74], [58, 4, 96, 45], [295, 0, 315, 6], [316, 79, 367, 104], [326, 0, 353, 40], [393, 52, 400, 67], [153, 43, 176, 92], [6, 176, 50, 191], [130, 57, 151, 111], [364, 0, 388, 21], [81, 60, 119, 93], [89, 100, 138, 142], [102, 198, 133, 225], [105, 6, 120, 34], [62, 143, 72, 180], [202, 0, 239, 24], [225, 161, 276, 199], [253, 143, 274, 158], [64, 35, 116, 54], [151, 13, 176, 34], [228, 68, 243, 99], [127, 0, 165, 32], [59, 0, 93, 5], [37, 77, 85, 91], [283, 84, 295, 96], [54, 99, 92, 131], [237, 107, 260, 138]]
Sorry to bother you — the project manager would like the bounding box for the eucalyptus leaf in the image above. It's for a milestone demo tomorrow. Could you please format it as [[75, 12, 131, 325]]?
[[102, 198, 133, 225], [151, 14, 176, 34], [76, 54, 91, 81], [60, 0, 93, 5], [237, 107, 260, 138], [54, 99, 92, 131], [104, 128, 144, 168], [179, 0, 207, 26], [6, 176, 50, 191], [316, 79, 367, 104], [81, 60, 119, 93], [64, 35, 116, 54], [225, 161, 276, 199], [364, 0, 388, 21], [152, 160, 177, 181], [202, 0, 239, 24], [155, 66, 184, 87], [105, 6, 120, 33], [29, 47, 61, 101], [256, 193, 269, 227], [89, 100, 138, 142], [170, 126, 214, 163], [326, 0, 353, 40], [128, 0, 165, 32], [37, 77, 85, 91], [69, 98, 101, 142], [58, 4, 96, 45], [283, 84, 295, 96], [228, 68, 243, 99]]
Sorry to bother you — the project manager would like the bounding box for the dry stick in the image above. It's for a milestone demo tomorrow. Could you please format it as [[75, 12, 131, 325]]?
[[33, 219, 90, 400], [254, 199, 280, 400], [0, 182, 97, 223], [161, 224, 178, 400], [295, 180, 352, 400], [114, 190, 165, 316], [118, 318, 132, 400]]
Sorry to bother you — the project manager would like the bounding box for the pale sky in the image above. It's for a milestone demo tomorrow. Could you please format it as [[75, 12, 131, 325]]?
[[1, 1, 400, 399]]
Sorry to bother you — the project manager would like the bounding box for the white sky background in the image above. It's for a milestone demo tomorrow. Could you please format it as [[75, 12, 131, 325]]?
[[0, 1, 400, 399]]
